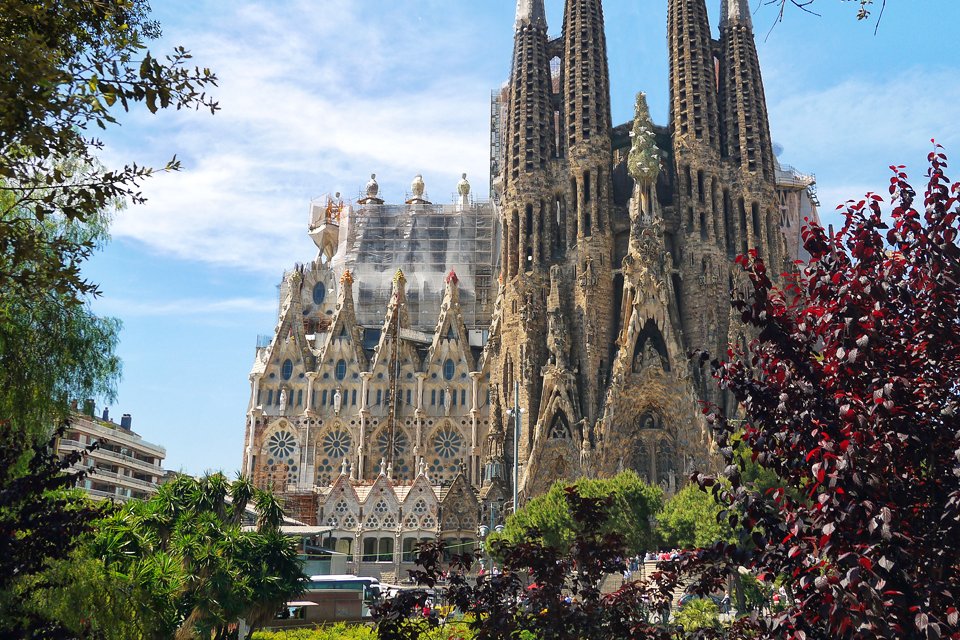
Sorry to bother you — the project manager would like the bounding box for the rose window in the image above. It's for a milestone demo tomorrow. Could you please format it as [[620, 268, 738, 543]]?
[[374, 430, 411, 478], [343, 514, 357, 529], [412, 499, 428, 515], [383, 515, 397, 529], [334, 500, 350, 514], [322, 430, 351, 458], [373, 500, 390, 515], [432, 427, 463, 460], [377, 430, 408, 460], [266, 431, 297, 458]]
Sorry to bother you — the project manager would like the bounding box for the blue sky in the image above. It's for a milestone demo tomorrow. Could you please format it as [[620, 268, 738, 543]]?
[[86, 0, 960, 475]]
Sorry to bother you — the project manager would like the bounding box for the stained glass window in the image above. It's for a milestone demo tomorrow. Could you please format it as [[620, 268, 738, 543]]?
[[266, 431, 297, 458], [281, 359, 293, 380], [322, 430, 351, 458], [443, 359, 455, 381], [312, 282, 326, 305], [433, 427, 463, 459], [335, 359, 347, 381]]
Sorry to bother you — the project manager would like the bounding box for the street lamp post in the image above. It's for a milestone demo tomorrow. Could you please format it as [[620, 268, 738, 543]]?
[[506, 380, 523, 514]]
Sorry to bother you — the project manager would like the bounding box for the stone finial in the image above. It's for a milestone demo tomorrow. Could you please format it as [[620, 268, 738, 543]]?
[[411, 174, 425, 199], [365, 173, 379, 199], [340, 270, 354, 286], [379, 457, 387, 476], [340, 459, 349, 476], [446, 270, 459, 286], [628, 92, 661, 184], [393, 269, 407, 287], [387, 461, 394, 481], [456, 173, 471, 212]]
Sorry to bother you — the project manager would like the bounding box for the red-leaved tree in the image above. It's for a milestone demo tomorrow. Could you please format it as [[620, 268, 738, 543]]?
[[694, 145, 960, 639]]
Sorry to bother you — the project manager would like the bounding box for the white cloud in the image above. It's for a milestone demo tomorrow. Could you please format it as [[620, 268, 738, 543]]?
[[767, 67, 960, 213], [95, 295, 277, 318], [105, 0, 496, 274]]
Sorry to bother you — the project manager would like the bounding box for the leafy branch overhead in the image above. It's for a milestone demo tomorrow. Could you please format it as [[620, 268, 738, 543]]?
[[0, 0, 218, 303]]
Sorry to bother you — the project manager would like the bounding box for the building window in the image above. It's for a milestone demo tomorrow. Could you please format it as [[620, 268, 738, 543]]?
[[335, 359, 347, 381], [362, 537, 394, 563], [443, 359, 455, 381], [322, 390, 328, 406], [431, 390, 436, 406], [376, 389, 382, 406], [402, 537, 428, 563], [312, 282, 326, 305], [281, 359, 294, 380], [352, 389, 357, 406], [267, 390, 273, 406], [296, 389, 303, 407], [461, 389, 467, 407], [406, 389, 412, 406]]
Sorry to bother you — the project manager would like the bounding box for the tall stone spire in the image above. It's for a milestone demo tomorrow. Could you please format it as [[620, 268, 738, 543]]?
[[562, 0, 612, 155], [505, 0, 554, 198], [719, 0, 774, 182], [668, 0, 721, 155], [496, 0, 556, 480]]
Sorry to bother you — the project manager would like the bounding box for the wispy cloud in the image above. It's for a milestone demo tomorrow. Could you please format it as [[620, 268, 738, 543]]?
[[97, 295, 276, 318], [104, 0, 498, 275], [767, 67, 960, 215]]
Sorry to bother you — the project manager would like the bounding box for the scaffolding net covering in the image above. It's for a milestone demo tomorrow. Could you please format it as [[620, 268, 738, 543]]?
[[330, 201, 500, 332]]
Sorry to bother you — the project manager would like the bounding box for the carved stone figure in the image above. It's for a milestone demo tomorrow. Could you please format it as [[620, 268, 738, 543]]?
[[278, 389, 287, 413], [333, 388, 342, 415]]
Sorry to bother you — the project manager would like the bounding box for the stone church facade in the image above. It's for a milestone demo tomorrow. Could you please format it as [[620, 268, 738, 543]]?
[[241, 0, 819, 570]]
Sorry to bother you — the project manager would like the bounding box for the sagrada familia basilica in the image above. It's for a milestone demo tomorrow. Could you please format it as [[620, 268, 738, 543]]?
[[240, 0, 819, 577]]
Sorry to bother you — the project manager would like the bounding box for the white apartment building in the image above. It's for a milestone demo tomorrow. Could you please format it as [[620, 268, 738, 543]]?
[[57, 408, 166, 502]]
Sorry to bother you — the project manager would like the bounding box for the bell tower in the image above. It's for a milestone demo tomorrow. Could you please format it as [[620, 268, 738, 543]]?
[[497, 0, 556, 470]]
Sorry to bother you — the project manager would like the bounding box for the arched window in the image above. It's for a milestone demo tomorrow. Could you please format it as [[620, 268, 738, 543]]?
[[335, 359, 347, 381], [443, 359, 455, 381], [312, 282, 326, 305], [281, 359, 293, 380]]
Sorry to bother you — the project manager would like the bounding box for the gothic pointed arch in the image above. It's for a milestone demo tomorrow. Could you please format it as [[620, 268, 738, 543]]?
[[548, 411, 572, 440], [632, 318, 670, 373]]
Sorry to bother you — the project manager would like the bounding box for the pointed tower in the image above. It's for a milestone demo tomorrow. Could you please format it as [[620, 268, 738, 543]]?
[[667, 0, 729, 378], [719, 0, 783, 266], [559, 0, 615, 428], [496, 0, 557, 493], [599, 93, 711, 489]]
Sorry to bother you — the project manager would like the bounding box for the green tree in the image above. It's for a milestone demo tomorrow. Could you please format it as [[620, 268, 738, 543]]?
[[490, 471, 662, 555], [88, 473, 305, 640], [656, 482, 735, 550], [674, 598, 720, 632], [0, 0, 217, 305]]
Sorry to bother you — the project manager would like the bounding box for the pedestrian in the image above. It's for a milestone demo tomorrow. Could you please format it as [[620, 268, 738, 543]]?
[[721, 591, 731, 614]]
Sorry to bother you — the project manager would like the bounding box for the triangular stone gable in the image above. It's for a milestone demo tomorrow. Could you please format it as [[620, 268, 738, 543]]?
[[369, 270, 422, 380], [426, 271, 476, 373], [318, 271, 368, 372], [319, 472, 362, 529], [440, 471, 479, 533], [362, 472, 402, 530]]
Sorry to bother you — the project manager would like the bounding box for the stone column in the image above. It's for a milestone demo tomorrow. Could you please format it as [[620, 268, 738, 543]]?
[[249, 374, 262, 412], [305, 372, 318, 416]]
